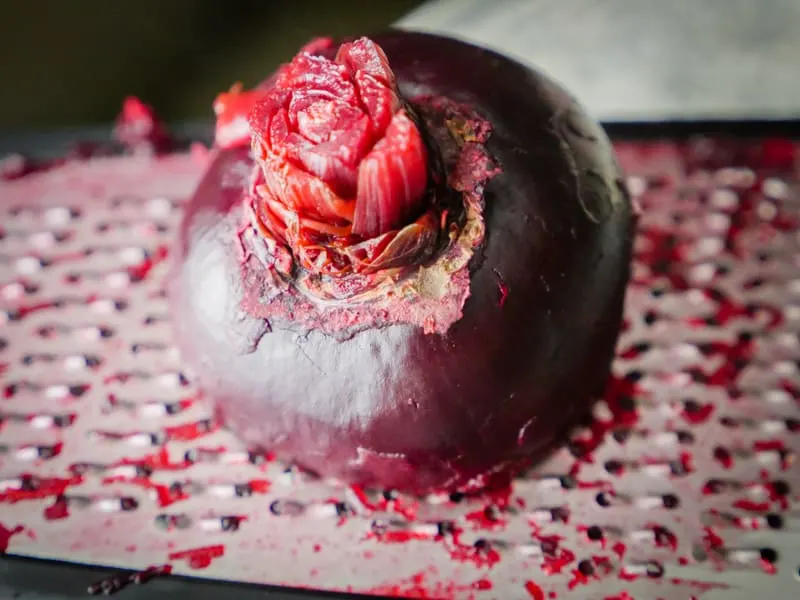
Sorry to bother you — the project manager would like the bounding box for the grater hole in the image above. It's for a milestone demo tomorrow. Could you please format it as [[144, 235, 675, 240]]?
[[586, 525, 603, 541], [760, 548, 778, 564], [771, 480, 790, 496], [647, 561, 664, 578], [624, 369, 644, 383], [662, 494, 680, 509], [766, 514, 783, 530], [577, 559, 594, 576], [559, 474, 577, 490], [595, 492, 613, 508], [643, 310, 659, 326]]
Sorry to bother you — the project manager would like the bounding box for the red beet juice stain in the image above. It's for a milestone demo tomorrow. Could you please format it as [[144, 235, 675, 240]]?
[[127, 245, 169, 282], [0, 474, 81, 503], [168, 544, 225, 569], [471, 578, 493, 591], [43, 495, 70, 520], [0, 523, 25, 553], [524, 580, 545, 600], [542, 547, 576, 576]]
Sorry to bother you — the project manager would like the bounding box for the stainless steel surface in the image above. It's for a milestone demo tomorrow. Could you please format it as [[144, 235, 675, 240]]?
[[397, 0, 800, 122], [1, 138, 799, 598]]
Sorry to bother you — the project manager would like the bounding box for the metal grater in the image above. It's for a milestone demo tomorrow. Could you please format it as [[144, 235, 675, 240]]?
[[0, 136, 798, 599]]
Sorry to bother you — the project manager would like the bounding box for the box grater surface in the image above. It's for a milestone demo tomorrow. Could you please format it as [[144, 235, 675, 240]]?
[[1, 134, 799, 599]]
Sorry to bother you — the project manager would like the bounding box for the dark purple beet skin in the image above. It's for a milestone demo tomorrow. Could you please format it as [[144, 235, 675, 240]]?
[[169, 30, 635, 494]]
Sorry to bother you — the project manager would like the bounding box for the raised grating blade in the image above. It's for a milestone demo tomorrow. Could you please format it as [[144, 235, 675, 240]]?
[[0, 137, 799, 599]]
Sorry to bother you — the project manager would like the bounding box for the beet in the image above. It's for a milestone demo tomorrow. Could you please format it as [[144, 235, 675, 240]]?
[[168, 30, 635, 494]]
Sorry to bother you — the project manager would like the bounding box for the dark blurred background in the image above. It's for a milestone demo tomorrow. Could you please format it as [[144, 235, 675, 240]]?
[[0, 0, 424, 131]]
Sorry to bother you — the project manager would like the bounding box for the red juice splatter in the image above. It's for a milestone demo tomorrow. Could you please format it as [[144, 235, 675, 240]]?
[[652, 526, 677, 552], [103, 476, 188, 508], [732, 499, 770, 512], [567, 570, 591, 590], [168, 544, 225, 569], [753, 440, 785, 452], [364, 570, 479, 599], [712, 447, 733, 469], [447, 531, 501, 568], [702, 527, 724, 551], [611, 541, 627, 559], [348, 485, 377, 511], [376, 531, 431, 544], [128, 245, 169, 282], [760, 558, 777, 575], [542, 547, 576, 576], [471, 578, 493, 591], [577, 479, 612, 490], [680, 402, 714, 424], [43, 496, 70, 520], [524, 580, 545, 600], [248, 479, 271, 494], [764, 481, 790, 510], [0, 475, 80, 503], [124, 447, 191, 471], [465, 505, 507, 531], [312, 544, 322, 553], [0, 523, 25, 553], [164, 420, 217, 441]]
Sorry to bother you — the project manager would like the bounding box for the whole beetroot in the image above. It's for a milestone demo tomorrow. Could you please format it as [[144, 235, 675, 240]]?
[[169, 31, 634, 494]]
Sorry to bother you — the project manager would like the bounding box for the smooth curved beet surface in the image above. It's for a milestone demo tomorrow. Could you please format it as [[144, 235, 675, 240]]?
[[169, 30, 635, 494]]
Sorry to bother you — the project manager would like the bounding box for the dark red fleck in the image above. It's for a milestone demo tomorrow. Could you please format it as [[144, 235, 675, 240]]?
[[542, 546, 576, 576], [524, 580, 545, 600], [168, 544, 225, 569], [702, 527, 724, 551], [448, 530, 502, 568], [471, 578, 493, 591], [712, 447, 733, 469], [164, 419, 217, 441], [680, 401, 714, 424], [611, 541, 627, 559], [465, 505, 506, 531]]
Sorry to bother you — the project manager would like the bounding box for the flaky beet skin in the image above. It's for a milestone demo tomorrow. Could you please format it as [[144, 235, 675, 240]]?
[[169, 31, 634, 494]]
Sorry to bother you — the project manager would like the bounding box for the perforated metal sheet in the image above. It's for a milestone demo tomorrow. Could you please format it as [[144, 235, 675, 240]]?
[[1, 138, 799, 599]]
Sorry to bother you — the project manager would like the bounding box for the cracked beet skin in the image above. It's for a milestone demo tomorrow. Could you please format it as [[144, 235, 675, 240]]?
[[168, 30, 635, 494]]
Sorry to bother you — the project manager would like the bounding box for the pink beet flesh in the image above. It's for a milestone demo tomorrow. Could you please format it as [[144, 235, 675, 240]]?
[[168, 31, 635, 494]]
